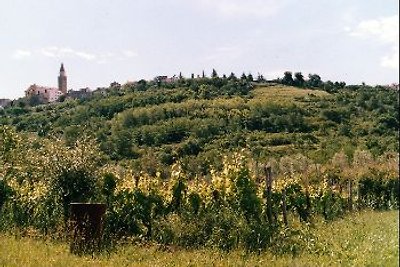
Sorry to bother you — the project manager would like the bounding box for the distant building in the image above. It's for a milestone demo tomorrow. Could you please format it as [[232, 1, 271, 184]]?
[[110, 81, 121, 88], [58, 63, 67, 94], [25, 63, 67, 103], [0, 99, 11, 108], [155, 75, 178, 84], [25, 84, 63, 103], [67, 87, 92, 100], [388, 83, 399, 91]]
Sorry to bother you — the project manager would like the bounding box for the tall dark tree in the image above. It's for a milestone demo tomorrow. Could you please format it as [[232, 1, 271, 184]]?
[[257, 73, 265, 83], [294, 72, 305, 87], [282, 71, 294, 86], [211, 69, 218, 78], [324, 80, 336, 93], [307, 73, 323, 88], [228, 72, 237, 81], [136, 79, 148, 91]]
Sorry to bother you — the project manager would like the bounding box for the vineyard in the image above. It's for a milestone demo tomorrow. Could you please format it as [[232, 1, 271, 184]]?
[[0, 125, 398, 254]]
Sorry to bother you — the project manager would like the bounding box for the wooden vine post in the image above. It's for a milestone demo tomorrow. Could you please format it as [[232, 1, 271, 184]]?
[[264, 165, 274, 224], [304, 177, 311, 222], [282, 186, 288, 227], [348, 178, 353, 211]]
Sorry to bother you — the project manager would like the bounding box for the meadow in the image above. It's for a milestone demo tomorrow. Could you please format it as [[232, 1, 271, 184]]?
[[0, 210, 398, 267]]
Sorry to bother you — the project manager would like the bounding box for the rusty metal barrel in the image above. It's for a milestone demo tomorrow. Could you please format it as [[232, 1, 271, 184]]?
[[69, 203, 107, 254]]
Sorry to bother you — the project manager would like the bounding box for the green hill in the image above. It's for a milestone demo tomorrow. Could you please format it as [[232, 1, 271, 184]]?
[[0, 79, 398, 176]]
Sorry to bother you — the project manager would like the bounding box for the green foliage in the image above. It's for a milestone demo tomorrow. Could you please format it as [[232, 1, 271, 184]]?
[[281, 71, 294, 86], [0, 128, 105, 232], [359, 175, 399, 210], [0, 179, 12, 211], [101, 173, 117, 204], [52, 169, 99, 220], [233, 167, 261, 222], [105, 190, 142, 238]]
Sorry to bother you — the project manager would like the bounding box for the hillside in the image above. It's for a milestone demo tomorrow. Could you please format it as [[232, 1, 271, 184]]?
[[0, 79, 398, 176]]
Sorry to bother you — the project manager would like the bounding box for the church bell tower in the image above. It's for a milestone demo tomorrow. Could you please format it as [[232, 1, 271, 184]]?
[[58, 63, 67, 94]]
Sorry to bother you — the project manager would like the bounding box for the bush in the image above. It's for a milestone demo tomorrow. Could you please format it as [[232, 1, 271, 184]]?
[[52, 169, 100, 221], [0, 179, 12, 211]]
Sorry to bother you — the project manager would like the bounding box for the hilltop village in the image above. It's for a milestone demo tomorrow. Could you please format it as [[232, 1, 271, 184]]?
[[1, 64, 114, 107], [0, 64, 186, 108]]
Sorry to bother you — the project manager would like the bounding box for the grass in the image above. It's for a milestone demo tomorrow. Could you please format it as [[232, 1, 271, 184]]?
[[0, 210, 398, 266], [252, 84, 329, 104]]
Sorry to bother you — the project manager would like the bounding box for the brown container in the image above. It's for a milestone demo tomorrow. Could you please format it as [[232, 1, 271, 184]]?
[[69, 203, 107, 254]]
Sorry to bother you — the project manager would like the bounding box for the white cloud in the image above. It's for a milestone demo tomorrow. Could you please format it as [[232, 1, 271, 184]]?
[[349, 16, 398, 43], [41, 46, 97, 61], [196, 0, 286, 18], [40, 47, 57, 58], [348, 15, 399, 70], [13, 49, 32, 59], [39, 46, 138, 63], [122, 50, 138, 58], [75, 51, 96, 61]]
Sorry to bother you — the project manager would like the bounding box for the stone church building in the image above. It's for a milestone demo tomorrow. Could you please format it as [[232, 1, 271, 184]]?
[[25, 63, 67, 103]]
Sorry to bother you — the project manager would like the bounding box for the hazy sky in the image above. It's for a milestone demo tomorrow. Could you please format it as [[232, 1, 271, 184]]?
[[1, 0, 398, 99]]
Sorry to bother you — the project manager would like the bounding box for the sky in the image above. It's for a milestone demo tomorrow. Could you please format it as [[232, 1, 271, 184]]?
[[0, 0, 398, 99]]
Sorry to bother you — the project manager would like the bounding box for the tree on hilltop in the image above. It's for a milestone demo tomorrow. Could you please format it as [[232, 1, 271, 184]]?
[[282, 71, 294, 86], [307, 73, 323, 88], [228, 72, 237, 81], [211, 69, 218, 78], [257, 73, 266, 83], [294, 72, 305, 87]]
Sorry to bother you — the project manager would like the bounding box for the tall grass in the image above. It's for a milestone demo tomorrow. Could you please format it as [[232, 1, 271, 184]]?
[[0, 210, 398, 267]]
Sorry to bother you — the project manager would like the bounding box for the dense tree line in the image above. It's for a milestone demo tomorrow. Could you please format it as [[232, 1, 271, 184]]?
[[277, 71, 346, 93]]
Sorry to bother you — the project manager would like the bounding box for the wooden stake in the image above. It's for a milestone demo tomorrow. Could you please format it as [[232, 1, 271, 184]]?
[[264, 165, 274, 224], [282, 188, 288, 227], [348, 179, 353, 211]]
